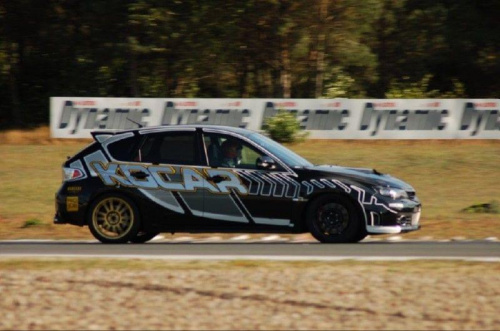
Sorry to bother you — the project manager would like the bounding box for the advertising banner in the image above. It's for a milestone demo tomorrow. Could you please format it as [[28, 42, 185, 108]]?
[[50, 97, 499, 139]]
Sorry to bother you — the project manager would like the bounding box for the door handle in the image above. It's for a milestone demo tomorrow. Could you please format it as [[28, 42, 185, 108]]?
[[131, 171, 149, 179], [207, 175, 226, 183]]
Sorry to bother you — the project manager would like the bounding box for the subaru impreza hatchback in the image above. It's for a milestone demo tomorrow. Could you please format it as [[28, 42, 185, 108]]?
[[55, 125, 421, 243]]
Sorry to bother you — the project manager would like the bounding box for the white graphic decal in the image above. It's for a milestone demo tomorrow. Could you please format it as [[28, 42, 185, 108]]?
[[84, 150, 108, 177], [206, 169, 248, 194], [203, 211, 248, 223], [267, 173, 287, 197], [237, 171, 263, 195], [252, 172, 274, 196], [121, 164, 158, 189], [301, 178, 398, 227], [253, 217, 290, 226], [139, 189, 185, 214], [349, 185, 397, 214], [332, 180, 351, 193], [91, 162, 132, 186], [278, 174, 301, 198], [91, 162, 246, 195], [302, 181, 315, 195], [148, 166, 185, 191], [236, 170, 301, 198], [320, 179, 337, 188], [310, 179, 325, 189], [183, 168, 217, 192]]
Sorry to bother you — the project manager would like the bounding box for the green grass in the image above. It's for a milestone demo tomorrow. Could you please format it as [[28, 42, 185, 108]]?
[[0, 140, 499, 239], [22, 218, 44, 228]]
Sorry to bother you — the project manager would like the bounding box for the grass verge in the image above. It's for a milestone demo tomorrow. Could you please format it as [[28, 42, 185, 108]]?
[[0, 127, 499, 240]]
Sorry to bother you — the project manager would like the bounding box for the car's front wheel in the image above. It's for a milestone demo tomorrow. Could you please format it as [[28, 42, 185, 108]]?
[[88, 194, 140, 244], [306, 194, 364, 243]]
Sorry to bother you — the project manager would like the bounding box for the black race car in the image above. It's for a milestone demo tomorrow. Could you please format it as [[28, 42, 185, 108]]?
[[55, 125, 421, 243]]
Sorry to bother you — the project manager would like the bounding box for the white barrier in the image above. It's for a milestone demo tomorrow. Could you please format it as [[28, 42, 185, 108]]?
[[50, 97, 500, 139]]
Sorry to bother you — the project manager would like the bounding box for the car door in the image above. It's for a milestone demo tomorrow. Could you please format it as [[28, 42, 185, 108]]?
[[201, 129, 294, 227], [131, 129, 208, 223]]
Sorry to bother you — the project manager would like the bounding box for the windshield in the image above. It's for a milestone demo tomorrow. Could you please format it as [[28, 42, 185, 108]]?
[[247, 133, 313, 168]]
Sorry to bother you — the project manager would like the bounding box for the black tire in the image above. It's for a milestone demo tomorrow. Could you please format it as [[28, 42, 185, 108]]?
[[129, 231, 160, 244], [353, 229, 368, 242], [306, 194, 364, 243], [87, 194, 141, 244]]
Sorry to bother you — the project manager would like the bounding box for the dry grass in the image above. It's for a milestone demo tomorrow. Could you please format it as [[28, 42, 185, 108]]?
[[0, 257, 496, 271], [0, 127, 499, 240], [0, 126, 91, 145]]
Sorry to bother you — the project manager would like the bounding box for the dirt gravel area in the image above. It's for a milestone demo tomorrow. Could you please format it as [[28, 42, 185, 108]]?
[[0, 259, 499, 330]]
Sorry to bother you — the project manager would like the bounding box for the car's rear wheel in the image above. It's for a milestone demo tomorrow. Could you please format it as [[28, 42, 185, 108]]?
[[306, 194, 364, 243], [129, 231, 160, 244], [88, 194, 140, 244]]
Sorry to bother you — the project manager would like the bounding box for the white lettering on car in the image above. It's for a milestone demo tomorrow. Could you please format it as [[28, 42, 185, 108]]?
[[148, 165, 185, 191], [90, 162, 248, 195], [182, 168, 218, 192], [121, 164, 158, 189], [206, 169, 247, 194], [91, 162, 132, 187]]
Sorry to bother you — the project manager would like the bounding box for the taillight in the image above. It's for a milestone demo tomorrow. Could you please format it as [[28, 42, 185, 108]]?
[[63, 167, 85, 181]]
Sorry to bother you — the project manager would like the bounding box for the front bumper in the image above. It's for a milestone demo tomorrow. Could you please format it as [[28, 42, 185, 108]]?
[[365, 196, 422, 234], [366, 224, 421, 234]]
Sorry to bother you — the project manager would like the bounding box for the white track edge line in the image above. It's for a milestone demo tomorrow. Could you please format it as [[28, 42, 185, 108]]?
[[0, 238, 498, 243]]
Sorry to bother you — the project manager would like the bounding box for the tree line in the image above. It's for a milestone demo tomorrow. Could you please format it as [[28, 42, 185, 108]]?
[[0, 0, 498, 128]]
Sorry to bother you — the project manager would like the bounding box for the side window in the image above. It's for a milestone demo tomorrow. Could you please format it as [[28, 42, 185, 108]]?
[[107, 135, 142, 162], [138, 132, 198, 165], [204, 133, 269, 170]]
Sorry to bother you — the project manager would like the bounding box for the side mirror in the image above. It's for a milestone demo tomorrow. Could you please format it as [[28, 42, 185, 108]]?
[[256, 156, 277, 170]]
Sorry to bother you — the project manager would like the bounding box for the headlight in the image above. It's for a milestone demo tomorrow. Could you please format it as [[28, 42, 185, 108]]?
[[376, 186, 408, 200]]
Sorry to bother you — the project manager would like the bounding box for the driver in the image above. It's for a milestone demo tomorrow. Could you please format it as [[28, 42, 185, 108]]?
[[220, 139, 242, 168]]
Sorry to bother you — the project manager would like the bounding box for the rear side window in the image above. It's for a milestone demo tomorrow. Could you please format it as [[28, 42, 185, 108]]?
[[107, 135, 142, 161], [139, 132, 199, 165]]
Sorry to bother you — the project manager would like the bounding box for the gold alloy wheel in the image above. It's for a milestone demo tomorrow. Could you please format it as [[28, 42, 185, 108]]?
[[91, 197, 134, 240]]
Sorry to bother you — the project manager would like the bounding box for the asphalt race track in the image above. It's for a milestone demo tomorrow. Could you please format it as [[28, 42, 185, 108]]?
[[1, 241, 499, 261]]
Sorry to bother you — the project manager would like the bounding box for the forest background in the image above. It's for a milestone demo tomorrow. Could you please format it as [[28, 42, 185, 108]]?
[[0, 0, 499, 129]]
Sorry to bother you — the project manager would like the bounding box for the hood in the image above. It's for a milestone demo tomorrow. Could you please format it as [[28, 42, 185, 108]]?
[[307, 165, 415, 191]]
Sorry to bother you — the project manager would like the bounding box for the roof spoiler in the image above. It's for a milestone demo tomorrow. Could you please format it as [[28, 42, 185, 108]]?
[[91, 118, 144, 143]]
